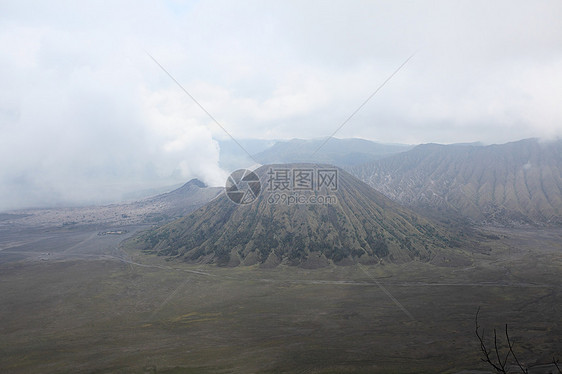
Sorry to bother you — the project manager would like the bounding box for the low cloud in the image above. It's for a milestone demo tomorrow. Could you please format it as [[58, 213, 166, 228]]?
[[1, 0, 561, 210]]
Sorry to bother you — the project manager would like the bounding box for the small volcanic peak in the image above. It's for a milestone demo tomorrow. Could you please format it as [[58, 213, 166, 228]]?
[[160, 178, 210, 199], [178, 178, 207, 191]]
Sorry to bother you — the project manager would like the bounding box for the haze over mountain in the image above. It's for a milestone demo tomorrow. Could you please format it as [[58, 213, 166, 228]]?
[[216, 138, 413, 172], [252, 138, 413, 168], [132, 164, 461, 268], [1, 179, 221, 228], [348, 138, 562, 226], [3, 1, 562, 213], [218, 138, 276, 172]]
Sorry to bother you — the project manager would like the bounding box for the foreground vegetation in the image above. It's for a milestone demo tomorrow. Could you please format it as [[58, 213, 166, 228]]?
[[0, 226, 560, 373]]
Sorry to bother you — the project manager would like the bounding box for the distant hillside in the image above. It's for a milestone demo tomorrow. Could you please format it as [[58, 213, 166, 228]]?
[[131, 164, 462, 267], [348, 139, 562, 226], [253, 138, 413, 167]]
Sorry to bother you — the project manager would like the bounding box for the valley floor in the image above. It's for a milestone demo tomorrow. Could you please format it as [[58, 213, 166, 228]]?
[[0, 224, 560, 373]]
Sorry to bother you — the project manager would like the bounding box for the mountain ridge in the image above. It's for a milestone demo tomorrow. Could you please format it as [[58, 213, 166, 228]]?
[[348, 138, 562, 226], [252, 138, 413, 167]]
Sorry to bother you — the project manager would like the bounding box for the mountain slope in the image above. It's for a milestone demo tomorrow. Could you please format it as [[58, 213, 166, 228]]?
[[348, 138, 562, 225], [132, 164, 460, 267]]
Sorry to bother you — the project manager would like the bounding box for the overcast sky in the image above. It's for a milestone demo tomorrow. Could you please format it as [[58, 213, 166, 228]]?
[[1, 0, 561, 210]]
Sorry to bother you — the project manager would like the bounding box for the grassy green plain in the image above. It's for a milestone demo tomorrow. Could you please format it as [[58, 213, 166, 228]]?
[[0, 226, 560, 373]]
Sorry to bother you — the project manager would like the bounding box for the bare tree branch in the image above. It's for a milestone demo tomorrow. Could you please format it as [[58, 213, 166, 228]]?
[[476, 307, 559, 374], [553, 356, 562, 374], [494, 328, 507, 373], [505, 323, 528, 374], [475, 307, 507, 373]]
